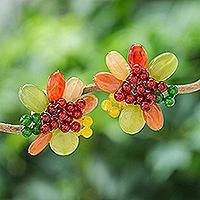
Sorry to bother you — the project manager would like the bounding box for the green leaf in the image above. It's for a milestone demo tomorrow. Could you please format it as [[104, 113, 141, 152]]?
[[148, 52, 178, 81], [19, 84, 49, 113], [119, 104, 145, 134]]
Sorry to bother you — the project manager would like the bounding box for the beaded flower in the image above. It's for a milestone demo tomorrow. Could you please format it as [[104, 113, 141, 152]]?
[[19, 71, 98, 156], [94, 44, 178, 134]]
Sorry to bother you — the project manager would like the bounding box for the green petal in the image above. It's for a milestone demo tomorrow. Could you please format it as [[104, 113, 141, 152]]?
[[148, 53, 178, 81], [19, 84, 49, 113], [119, 104, 145, 134], [50, 129, 79, 156]]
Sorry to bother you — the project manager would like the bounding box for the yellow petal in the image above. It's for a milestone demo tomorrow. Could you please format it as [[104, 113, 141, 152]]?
[[119, 104, 145, 134], [19, 84, 49, 113], [106, 51, 130, 80], [148, 52, 178, 81], [64, 77, 84, 102], [50, 130, 79, 156]]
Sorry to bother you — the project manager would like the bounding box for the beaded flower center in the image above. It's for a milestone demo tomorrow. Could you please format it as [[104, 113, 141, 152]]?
[[40, 98, 86, 133], [114, 64, 167, 111]]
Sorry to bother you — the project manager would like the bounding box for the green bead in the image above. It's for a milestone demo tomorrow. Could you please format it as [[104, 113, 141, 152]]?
[[20, 114, 32, 126], [32, 124, 41, 135], [167, 85, 178, 97], [164, 96, 175, 107], [22, 127, 33, 138], [32, 113, 41, 124], [154, 91, 164, 103]]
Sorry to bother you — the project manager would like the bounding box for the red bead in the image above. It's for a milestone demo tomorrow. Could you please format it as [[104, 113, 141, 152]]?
[[131, 64, 142, 75], [40, 123, 51, 134], [40, 112, 51, 123], [140, 101, 151, 112], [65, 115, 73, 124], [125, 94, 136, 104], [70, 122, 81, 132], [127, 74, 138, 84], [72, 110, 83, 119], [135, 84, 146, 95], [57, 109, 68, 121], [114, 90, 125, 102], [122, 82, 132, 93], [60, 122, 70, 132], [136, 95, 144, 104], [146, 92, 156, 101], [157, 81, 167, 92], [139, 70, 149, 81], [57, 98, 67, 108], [146, 78, 157, 89], [76, 99, 86, 110], [50, 119, 59, 130], [47, 104, 57, 115], [66, 102, 76, 112]]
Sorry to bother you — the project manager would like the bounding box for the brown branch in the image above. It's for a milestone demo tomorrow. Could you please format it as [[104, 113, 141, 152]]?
[[176, 79, 200, 94], [0, 79, 200, 134], [0, 123, 22, 134]]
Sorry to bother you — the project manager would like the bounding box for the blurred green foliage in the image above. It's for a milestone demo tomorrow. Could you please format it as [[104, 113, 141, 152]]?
[[0, 0, 200, 199]]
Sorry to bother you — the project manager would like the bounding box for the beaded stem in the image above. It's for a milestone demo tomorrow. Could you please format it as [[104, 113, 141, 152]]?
[[0, 79, 200, 134]]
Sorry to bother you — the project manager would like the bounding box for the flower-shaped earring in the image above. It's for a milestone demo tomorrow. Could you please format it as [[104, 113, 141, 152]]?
[[19, 71, 98, 156], [94, 44, 178, 134]]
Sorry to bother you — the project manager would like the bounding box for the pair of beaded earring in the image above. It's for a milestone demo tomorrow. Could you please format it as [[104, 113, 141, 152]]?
[[0, 43, 198, 156]]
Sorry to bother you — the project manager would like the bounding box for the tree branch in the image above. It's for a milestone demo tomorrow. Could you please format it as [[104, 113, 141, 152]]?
[[0, 79, 200, 134]]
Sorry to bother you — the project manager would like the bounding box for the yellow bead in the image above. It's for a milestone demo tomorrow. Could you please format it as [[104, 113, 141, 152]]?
[[81, 127, 93, 138], [116, 102, 127, 109], [109, 93, 116, 103], [74, 118, 83, 125], [108, 106, 120, 118], [83, 116, 93, 127], [101, 100, 112, 111], [75, 131, 81, 136]]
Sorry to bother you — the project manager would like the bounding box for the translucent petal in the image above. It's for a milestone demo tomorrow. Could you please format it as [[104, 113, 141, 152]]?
[[82, 95, 98, 115], [28, 132, 52, 156], [19, 84, 49, 113], [46, 71, 66, 102], [64, 77, 84, 102], [94, 72, 123, 93], [50, 130, 79, 156], [128, 44, 148, 69], [143, 103, 164, 131], [106, 51, 130, 80], [148, 52, 178, 81], [119, 104, 145, 134]]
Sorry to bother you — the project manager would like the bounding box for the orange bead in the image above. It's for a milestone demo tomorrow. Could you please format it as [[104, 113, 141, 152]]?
[[46, 71, 66, 102], [143, 103, 164, 131], [128, 44, 148, 69], [82, 95, 98, 115], [28, 132, 52, 156], [94, 72, 123, 93]]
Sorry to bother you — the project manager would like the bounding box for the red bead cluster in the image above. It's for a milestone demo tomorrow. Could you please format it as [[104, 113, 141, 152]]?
[[114, 64, 167, 111], [40, 98, 86, 133]]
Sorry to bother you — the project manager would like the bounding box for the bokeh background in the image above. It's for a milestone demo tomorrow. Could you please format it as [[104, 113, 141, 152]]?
[[0, 0, 200, 199]]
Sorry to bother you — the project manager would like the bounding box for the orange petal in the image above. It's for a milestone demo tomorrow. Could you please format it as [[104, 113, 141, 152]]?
[[83, 95, 98, 115], [46, 71, 66, 102], [128, 44, 148, 69], [143, 103, 164, 131], [28, 132, 52, 156], [94, 72, 123, 93]]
